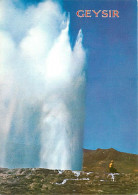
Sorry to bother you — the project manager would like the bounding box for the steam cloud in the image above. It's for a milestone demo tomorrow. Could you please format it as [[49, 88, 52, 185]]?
[[0, 0, 86, 170]]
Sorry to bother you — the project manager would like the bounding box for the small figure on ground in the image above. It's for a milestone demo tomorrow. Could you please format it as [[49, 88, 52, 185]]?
[[109, 160, 118, 173]]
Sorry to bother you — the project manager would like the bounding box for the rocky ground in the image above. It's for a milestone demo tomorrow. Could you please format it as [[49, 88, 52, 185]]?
[[0, 148, 138, 194], [0, 168, 138, 194]]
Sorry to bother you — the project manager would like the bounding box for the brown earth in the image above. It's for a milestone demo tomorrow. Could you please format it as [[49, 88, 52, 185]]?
[[83, 148, 138, 173], [0, 148, 137, 194]]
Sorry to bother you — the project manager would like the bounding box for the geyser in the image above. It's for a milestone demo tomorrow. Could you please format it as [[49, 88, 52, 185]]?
[[0, 0, 86, 170]]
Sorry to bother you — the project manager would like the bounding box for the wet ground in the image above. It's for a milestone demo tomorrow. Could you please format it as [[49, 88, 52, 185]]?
[[0, 168, 137, 194]]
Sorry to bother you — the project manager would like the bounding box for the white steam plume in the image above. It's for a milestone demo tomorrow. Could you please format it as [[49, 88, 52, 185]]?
[[0, 0, 86, 170]]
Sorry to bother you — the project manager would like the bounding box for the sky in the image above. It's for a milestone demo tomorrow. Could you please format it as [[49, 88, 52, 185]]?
[[20, 0, 137, 154]]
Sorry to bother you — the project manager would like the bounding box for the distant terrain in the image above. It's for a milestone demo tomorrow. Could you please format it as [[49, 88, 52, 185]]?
[[0, 148, 137, 194], [83, 148, 138, 173]]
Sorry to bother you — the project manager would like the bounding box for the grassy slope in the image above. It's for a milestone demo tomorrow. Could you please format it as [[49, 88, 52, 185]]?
[[83, 148, 138, 173]]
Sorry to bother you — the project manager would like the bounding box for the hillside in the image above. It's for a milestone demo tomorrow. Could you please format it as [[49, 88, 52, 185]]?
[[0, 148, 137, 194], [83, 148, 138, 173]]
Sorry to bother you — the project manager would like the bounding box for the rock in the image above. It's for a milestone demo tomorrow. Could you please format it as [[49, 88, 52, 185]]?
[[0, 168, 137, 194]]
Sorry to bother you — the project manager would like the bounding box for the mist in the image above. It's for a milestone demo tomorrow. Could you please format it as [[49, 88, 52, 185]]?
[[0, 0, 86, 170]]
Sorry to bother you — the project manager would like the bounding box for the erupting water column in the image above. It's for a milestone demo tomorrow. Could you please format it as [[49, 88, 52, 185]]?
[[0, 0, 86, 170]]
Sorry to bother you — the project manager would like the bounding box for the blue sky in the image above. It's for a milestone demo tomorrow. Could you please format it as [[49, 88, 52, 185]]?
[[62, 0, 137, 154], [21, 0, 137, 154]]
